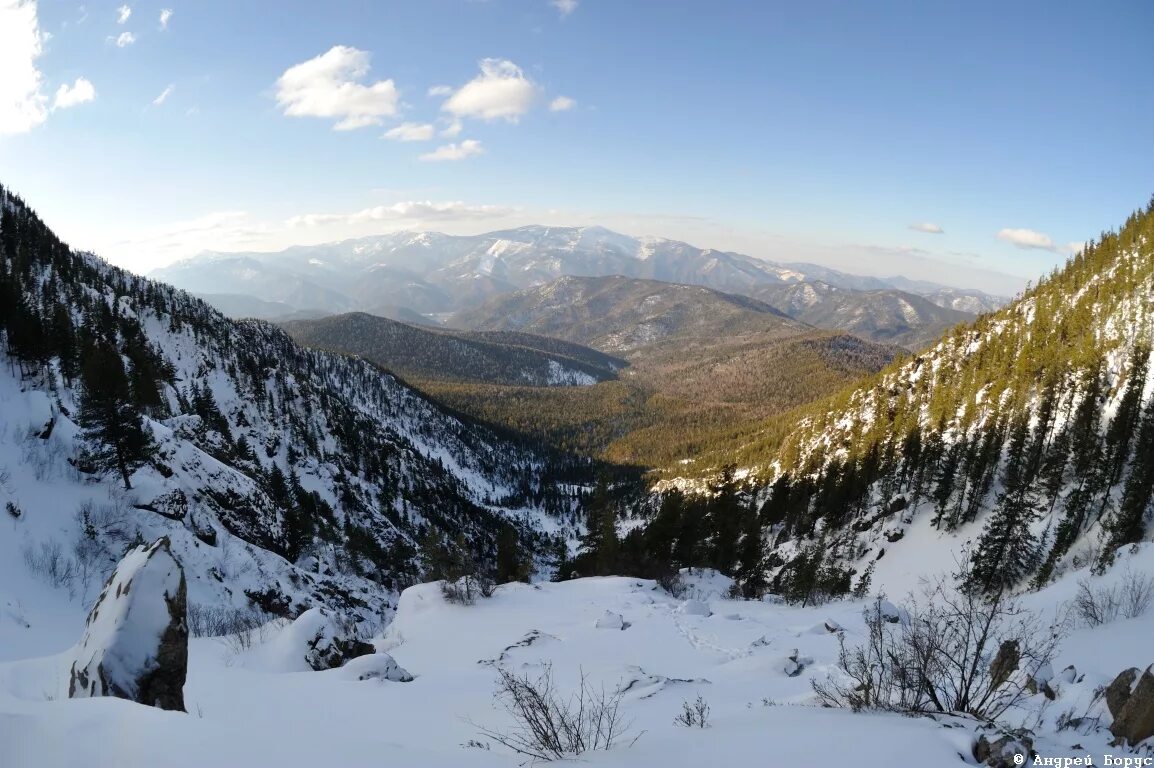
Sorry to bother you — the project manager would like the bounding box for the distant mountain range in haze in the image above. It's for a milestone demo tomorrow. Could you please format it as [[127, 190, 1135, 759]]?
[[151, 225, 1007, 349]]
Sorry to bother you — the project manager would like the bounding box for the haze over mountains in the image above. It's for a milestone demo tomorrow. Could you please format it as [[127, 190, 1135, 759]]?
[[152, 225, 1006, 350]]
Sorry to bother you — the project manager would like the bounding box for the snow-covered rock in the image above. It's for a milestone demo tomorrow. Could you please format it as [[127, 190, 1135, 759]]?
[[594, 610, 630, 630], [68, 537, 188, 711], [339, 652, 413, 683], [284, 608, 375, 671]]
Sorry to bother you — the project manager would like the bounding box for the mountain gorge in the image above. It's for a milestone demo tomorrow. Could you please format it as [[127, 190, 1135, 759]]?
[[417, 275, 900, 466]]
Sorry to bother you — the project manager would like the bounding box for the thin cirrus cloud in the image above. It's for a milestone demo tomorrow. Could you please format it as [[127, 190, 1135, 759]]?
[[383, 122, 436, 142], [419, 139, 485, 162], [287, 200, 514, 228], [552, 0, 578, 17], [152, 84, 175, 106], [275, 45, 399, 130], [441, 59, 536, 123], [53, 77, 96, 110], [116, 4, 131, 24], [427, 85, 452, 97], [908, 222, 944, 234]]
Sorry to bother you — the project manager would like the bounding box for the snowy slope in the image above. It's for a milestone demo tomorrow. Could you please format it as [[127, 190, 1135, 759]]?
[[0, 183, 589, 656], [4, 550, 1153, 767]]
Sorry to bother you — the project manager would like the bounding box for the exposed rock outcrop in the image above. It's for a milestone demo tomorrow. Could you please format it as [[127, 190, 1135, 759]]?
[[68, 537, 188, 711], [1110, 665, 1154, 747]]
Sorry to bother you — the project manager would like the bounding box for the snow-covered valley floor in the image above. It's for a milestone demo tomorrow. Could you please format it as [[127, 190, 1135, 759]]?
[[4, 556, 1154, 768]]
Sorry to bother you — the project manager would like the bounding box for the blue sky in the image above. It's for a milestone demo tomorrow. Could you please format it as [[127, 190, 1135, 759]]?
[[1, 0, 1152, 293]]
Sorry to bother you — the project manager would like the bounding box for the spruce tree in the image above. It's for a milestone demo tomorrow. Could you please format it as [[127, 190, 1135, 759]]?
[[78, 343, 152, 489], [969, 485, 1041, 594]]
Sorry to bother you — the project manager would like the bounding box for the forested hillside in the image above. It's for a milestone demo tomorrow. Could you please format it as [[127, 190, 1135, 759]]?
[[611, 198, 1154, 601], [428, 276, 899, 466], [0, 183, 595, 624], [282, 312, 623, 387]]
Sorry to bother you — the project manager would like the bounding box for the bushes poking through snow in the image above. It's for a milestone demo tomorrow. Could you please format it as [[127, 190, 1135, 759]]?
[[187, 603, 269, 641], [22, 540, 77, 591], [813, 573, 1065, 721], [475, 663, 637, 761], [1070, 569, 1154, 628], [674, 695, 710, 728]]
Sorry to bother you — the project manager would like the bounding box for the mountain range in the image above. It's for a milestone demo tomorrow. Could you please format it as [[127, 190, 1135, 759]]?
[[152, 226, 1006, 349]]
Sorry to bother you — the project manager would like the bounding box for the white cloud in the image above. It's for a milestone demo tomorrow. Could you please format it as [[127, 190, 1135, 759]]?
[[908, 222, 944, 234], [275, 45, 399, 130], [116, 4, 130, 23], [383, 122, 436, 142], [549, 95, 576, 112], [112, 31, 135, 47], [152, 83, 174, 106], [287, 200, 514, 228], [159, 8, 172, 29], [419, 139, 485, 162], [442, 59, 535, 122], [996, 227, 1060, 251], [440, 119, 462, 138], [0, 0, 48, 135], [427, 85, 452, 97], [52, 77, 96, 109], [551, 0, 578, 17]]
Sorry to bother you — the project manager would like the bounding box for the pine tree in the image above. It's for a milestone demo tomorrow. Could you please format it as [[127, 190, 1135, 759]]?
[[78, 343, 152, 489], [735, 503, 766, 598], [495, 525, 530, 584], [707, 464, 742, 573]]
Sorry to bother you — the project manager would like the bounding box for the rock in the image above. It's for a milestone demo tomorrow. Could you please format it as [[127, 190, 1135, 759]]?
[[68, 537, 188, 711], [595, 611, 630, 630], [1106, 667, 1141, 718], [293, 608, 375, 671], [1026, 661, 1056, 699], [989, 640, 1020, 690], [973, 728, 1033, 768], [341, 652, 413, 683], [1110, 664, 1154, 747], [782, 648, 813, 677], [133, 489, 189, 521], [878, 600, 905, 624], [680, 599, 711, 617], [824, 620, 843, 633], [1059, 665, 1078, 684]]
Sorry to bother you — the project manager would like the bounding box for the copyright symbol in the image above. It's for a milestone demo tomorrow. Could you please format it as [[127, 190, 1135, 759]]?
[[1013, 755, 1025, 766]]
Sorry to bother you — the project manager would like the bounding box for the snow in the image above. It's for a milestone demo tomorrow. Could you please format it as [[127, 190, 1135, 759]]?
[[544, 358, 597, 386], [5, 559, 1154, 767]]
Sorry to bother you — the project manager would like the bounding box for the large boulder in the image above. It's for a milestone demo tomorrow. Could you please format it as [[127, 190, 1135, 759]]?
[[1110, 664, 1154, 747], [973, 727, 1033, 768], [1106, 667, 1140, 718], [68, 537, 188, 711], [293, 608, 375, 671]]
